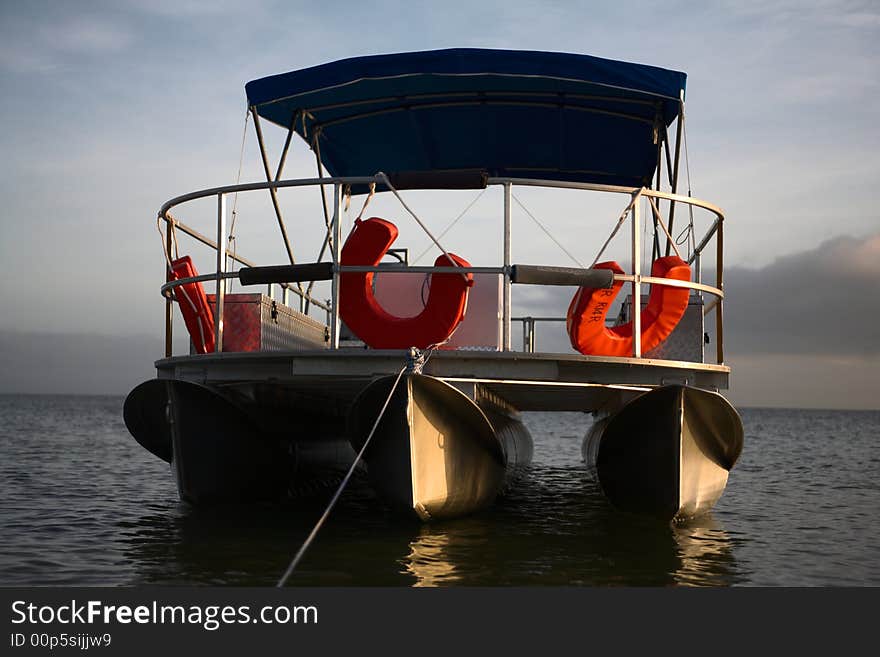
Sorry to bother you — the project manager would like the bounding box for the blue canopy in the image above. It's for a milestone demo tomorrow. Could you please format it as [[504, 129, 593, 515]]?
[[245, 48, 686, 188]]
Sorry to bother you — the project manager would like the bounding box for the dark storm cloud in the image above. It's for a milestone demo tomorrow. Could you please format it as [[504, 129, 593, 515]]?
[[723, 233, 880, 356], [513, 232, 880, 357], [0, 331, 165, 395]]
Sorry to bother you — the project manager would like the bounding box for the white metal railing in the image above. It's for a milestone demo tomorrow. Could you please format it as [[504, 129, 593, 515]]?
[[158, 175, 725, 363]]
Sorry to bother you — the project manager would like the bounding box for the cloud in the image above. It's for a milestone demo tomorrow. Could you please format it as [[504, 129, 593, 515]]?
[[727, 353, 879, 410], [123, 0, 257, 17], [723, 232, 880, 356], [0, 13, 132, 73], [0, 331, 165, 396], [510, 231, 880, 358], [39, 18, 132, 53]]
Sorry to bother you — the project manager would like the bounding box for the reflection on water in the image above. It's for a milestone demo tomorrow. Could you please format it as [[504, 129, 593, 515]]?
[[404, 531, 463, 587], [3, 397, 878, 586], [397, 470, 740, 587], [115, 466, 741, 587]]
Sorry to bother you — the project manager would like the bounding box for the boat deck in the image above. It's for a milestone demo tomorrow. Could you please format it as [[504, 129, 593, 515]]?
[[156, 350, 729, 412]]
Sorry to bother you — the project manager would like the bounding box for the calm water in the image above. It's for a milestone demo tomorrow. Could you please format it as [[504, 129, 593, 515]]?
[[0, 394, 877, 587]]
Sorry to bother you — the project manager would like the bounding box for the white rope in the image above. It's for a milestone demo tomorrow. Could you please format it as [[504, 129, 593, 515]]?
[[412, 188, 487, 264], [375, 172, 468, 282], [590, 188, 645, 267], [226, 109, 250, 281], [276, 365, 408, 587], [511, 192, 585, 268], [647, 197, 682, 260], [681, 110, 696, 258], [355, 182, 376, 222]]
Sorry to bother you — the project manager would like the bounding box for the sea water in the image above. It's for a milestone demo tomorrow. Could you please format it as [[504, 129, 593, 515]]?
[[0, 395, 877, 586]]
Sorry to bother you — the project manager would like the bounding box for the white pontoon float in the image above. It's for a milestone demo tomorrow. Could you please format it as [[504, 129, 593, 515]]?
[[124, 49, 743, 522]]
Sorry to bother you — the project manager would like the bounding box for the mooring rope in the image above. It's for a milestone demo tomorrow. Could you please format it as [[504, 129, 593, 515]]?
[[225, 109, 250, 280], [276, 365, 408, 587]]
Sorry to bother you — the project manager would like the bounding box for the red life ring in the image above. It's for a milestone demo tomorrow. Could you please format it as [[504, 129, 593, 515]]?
[[339, 217, 473, 349], [170, 255, 216, 354], [566, 255, 691, 357]]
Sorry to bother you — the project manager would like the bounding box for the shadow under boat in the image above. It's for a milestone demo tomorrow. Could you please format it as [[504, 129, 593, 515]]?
[[123, 373, 533, 520], [583, 384, 744, 522], [124, 379, 356, 506]]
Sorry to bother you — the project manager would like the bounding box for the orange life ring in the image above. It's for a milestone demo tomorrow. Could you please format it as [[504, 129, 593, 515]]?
[[170, 255, 216, 354], [566, 255, 691, 357], [339, 217, 473, 349]]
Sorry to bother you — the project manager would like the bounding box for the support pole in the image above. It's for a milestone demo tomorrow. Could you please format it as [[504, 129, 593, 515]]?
[[652, 108, 662, 261], [503, 183, 512, 351], [164, 219, 173, 358], [716, 218, 724, 364], [215, 193, 227, 353], [329, 183, 342, 350], [632, 199, 641, 358], [304, 135, 333, 314], [274, 113, 299, 182]]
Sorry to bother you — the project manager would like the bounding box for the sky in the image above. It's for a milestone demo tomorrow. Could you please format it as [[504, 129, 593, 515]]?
[[0, 0, 878, 409]]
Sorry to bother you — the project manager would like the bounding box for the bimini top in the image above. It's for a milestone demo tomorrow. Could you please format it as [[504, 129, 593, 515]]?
[[245, 48, 686, 188]]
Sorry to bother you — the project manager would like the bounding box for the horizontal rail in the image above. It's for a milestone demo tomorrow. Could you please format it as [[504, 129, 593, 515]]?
[[161, 272, 331, 312], [160, 175, 725, 224], [161, 215, 329, 310], [167, 216, 255, 268], [160, 272, 238, 297], [511, 264, 614, 287], [340, 265, 504, 275], [160, 176, 380, 217], [240, 263, 334, 285], [490, 177, 726, 221], [614, 274, 723, 300]]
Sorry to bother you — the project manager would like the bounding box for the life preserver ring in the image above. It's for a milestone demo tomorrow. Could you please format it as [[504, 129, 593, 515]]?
[[339, 217, 473, 349], [566, 255, 691, 357], [170, 255, 216, 354]]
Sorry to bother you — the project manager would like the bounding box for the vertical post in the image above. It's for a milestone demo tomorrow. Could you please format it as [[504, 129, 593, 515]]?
[[666, 93, 685, 256], [215, 193, 227, 353], [329, 183, 342, 349], [632, 197, 641, 358], [282, 286, 289, 307], [503, 183, 512, 352], [164, 219, 173, 358], [652, 107, 662, 261], [694, 253, 702, 292], [716, 217, 724, 364]]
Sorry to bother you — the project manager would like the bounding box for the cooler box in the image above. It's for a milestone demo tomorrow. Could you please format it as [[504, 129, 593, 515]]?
[[201, 293, 329, 353], [617, 294, 705, 362]]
